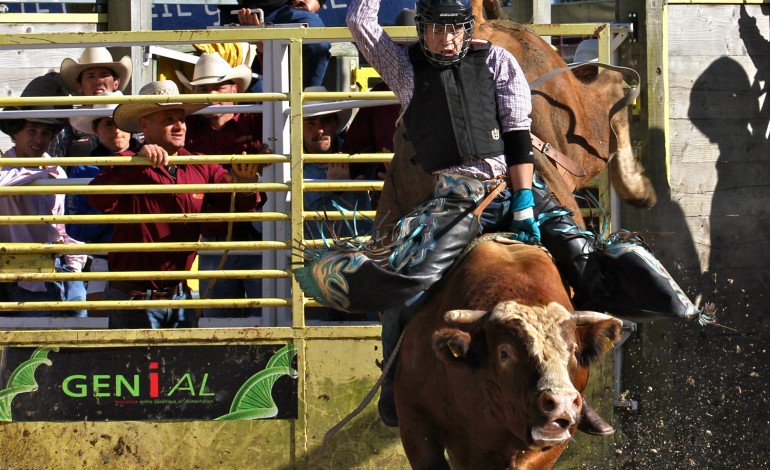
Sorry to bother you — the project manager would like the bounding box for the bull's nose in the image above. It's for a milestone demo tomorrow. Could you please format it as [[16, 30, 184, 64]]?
[[537, 389, 582, 422]]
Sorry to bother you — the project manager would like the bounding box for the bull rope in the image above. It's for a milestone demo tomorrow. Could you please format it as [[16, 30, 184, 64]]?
[[310, 329, 406, 466]]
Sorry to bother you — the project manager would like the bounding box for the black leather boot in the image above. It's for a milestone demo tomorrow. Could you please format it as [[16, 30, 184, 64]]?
[[599, 233, 705, 323], [531, 184, 607, 309], [532, 182, 706, 324], [578, 395, 615, 436]]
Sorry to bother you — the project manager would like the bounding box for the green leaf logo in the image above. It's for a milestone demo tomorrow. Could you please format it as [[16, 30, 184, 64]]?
[[0, 347, 58, 422], [216, 343, 298, 421]]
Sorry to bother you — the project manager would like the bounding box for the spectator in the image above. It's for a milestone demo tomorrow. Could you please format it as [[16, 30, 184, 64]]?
[[60, 47, 132, 96], [88, 80, 263, 329], [303, 86, 373, 239], [340, 81, 400, 210], [54, 49, 133, 312], [67, 90, 142, 302], [302, 86, 374, 321], [288, 0, 324, 13], [0, 76, 87, 317], [219, 1, 331, 89], [56, 47, 133, 158], [177, 52, 270, 320]]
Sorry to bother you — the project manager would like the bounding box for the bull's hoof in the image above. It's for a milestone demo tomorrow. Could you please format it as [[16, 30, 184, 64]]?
[[378, 381, 399, 427], [577, 398, 615, 436]]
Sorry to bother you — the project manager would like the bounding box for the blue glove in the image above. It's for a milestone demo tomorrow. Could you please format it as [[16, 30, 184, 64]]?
[[509, 189, 541, 244]]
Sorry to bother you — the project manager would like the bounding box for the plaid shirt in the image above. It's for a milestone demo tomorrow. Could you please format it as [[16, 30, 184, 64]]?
[[346, 0, 532, 179]]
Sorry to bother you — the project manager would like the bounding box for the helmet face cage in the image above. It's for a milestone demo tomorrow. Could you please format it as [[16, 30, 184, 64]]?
[[416, 20, 475, 67], [415, 0, 475, 68]]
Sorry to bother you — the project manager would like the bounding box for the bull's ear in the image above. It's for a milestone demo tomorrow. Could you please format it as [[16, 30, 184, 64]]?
[[434, 310, 488, 365], [573, 311, 623, 367], [433, 328, 473, 364]]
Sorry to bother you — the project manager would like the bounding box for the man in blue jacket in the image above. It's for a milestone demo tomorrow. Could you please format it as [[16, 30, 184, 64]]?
[[219, 0, 330, 89]]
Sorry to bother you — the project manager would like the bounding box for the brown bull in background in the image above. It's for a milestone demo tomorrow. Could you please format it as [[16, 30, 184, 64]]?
[[375, 9, 655, 230], [396, 240, 622, 469]]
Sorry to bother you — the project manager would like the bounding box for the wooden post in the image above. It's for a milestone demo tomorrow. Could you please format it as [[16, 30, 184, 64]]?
[[532, 0, 551, 25], [107, 0, 153, 93]]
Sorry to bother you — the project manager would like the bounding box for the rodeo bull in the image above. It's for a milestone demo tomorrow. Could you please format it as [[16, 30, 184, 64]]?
[[395, 239, 622, 469]]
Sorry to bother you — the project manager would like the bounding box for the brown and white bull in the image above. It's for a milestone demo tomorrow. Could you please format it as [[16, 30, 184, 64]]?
[[395, 239, 622, 469]]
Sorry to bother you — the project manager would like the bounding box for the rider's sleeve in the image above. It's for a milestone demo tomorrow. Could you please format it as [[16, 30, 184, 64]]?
[[489, 45, 532, 134], [346, 0, 414, 108]]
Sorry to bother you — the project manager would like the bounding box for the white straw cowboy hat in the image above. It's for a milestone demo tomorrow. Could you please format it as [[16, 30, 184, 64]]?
[[572, 39, 599, 64], [60, 47, 133, 95], [113, 80, 207, 133], [175, 52, 253, 92], [69, 91, 123, 136], [303, 86, 355, 132]]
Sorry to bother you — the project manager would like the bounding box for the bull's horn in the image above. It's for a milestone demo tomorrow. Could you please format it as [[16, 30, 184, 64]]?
[[444, 309, 488, 324], [572, 310, 622, 327]]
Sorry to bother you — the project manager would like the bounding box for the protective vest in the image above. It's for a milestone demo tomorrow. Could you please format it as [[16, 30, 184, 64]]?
[[402, 41, 504, 173]]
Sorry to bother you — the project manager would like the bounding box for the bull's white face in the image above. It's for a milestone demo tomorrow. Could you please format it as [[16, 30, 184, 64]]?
[[436, 302, 622, 451], [486, 302, 581, 450]]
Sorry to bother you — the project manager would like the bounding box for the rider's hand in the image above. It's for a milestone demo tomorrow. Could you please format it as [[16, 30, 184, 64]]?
[[509, 188, 541, 244], [510, 215, 541, 244]]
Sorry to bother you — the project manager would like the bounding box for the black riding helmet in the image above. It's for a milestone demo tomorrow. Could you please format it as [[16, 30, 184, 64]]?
[[414, 0, 475, 68]]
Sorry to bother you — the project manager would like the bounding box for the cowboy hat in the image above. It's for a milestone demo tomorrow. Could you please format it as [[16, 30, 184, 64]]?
[[176, 52, 252, 92], [303, 86, 355, 132], [395, 8, 416, 26], [113, 80, 208, 133], [69, 91, 123, 136], [0, 72, 68, 137], [572, 39, 599, 64], [60, 47, 133, 95]]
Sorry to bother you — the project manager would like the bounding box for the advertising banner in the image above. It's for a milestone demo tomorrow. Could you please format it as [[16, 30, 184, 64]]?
[[0, 344, 298, 422]]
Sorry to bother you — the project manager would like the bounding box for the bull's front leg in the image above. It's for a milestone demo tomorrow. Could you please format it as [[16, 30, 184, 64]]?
[[398, 413, 450, 470]]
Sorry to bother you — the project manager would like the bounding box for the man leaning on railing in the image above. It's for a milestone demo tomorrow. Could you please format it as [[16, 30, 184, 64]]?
[[87, 81, 264, 329]]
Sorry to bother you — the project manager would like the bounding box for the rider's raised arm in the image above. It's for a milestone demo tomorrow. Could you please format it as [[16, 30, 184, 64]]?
[[346, 0, 414, 108]]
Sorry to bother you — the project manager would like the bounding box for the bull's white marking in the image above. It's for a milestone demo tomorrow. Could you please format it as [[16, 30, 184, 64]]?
[[531, 427, 572, 446], [489, 301, 576, 395]]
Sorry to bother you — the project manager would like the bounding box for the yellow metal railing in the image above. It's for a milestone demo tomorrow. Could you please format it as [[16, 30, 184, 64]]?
[[0, 22, 617, 326]]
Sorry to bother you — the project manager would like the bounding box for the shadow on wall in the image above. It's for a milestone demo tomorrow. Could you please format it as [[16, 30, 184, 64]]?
[[615, 6, 770, 468], [691, 41, 770, 323]]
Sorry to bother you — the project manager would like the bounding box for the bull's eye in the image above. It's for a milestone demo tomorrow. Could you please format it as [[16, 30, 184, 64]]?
[[498, 345, 513, 363]]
